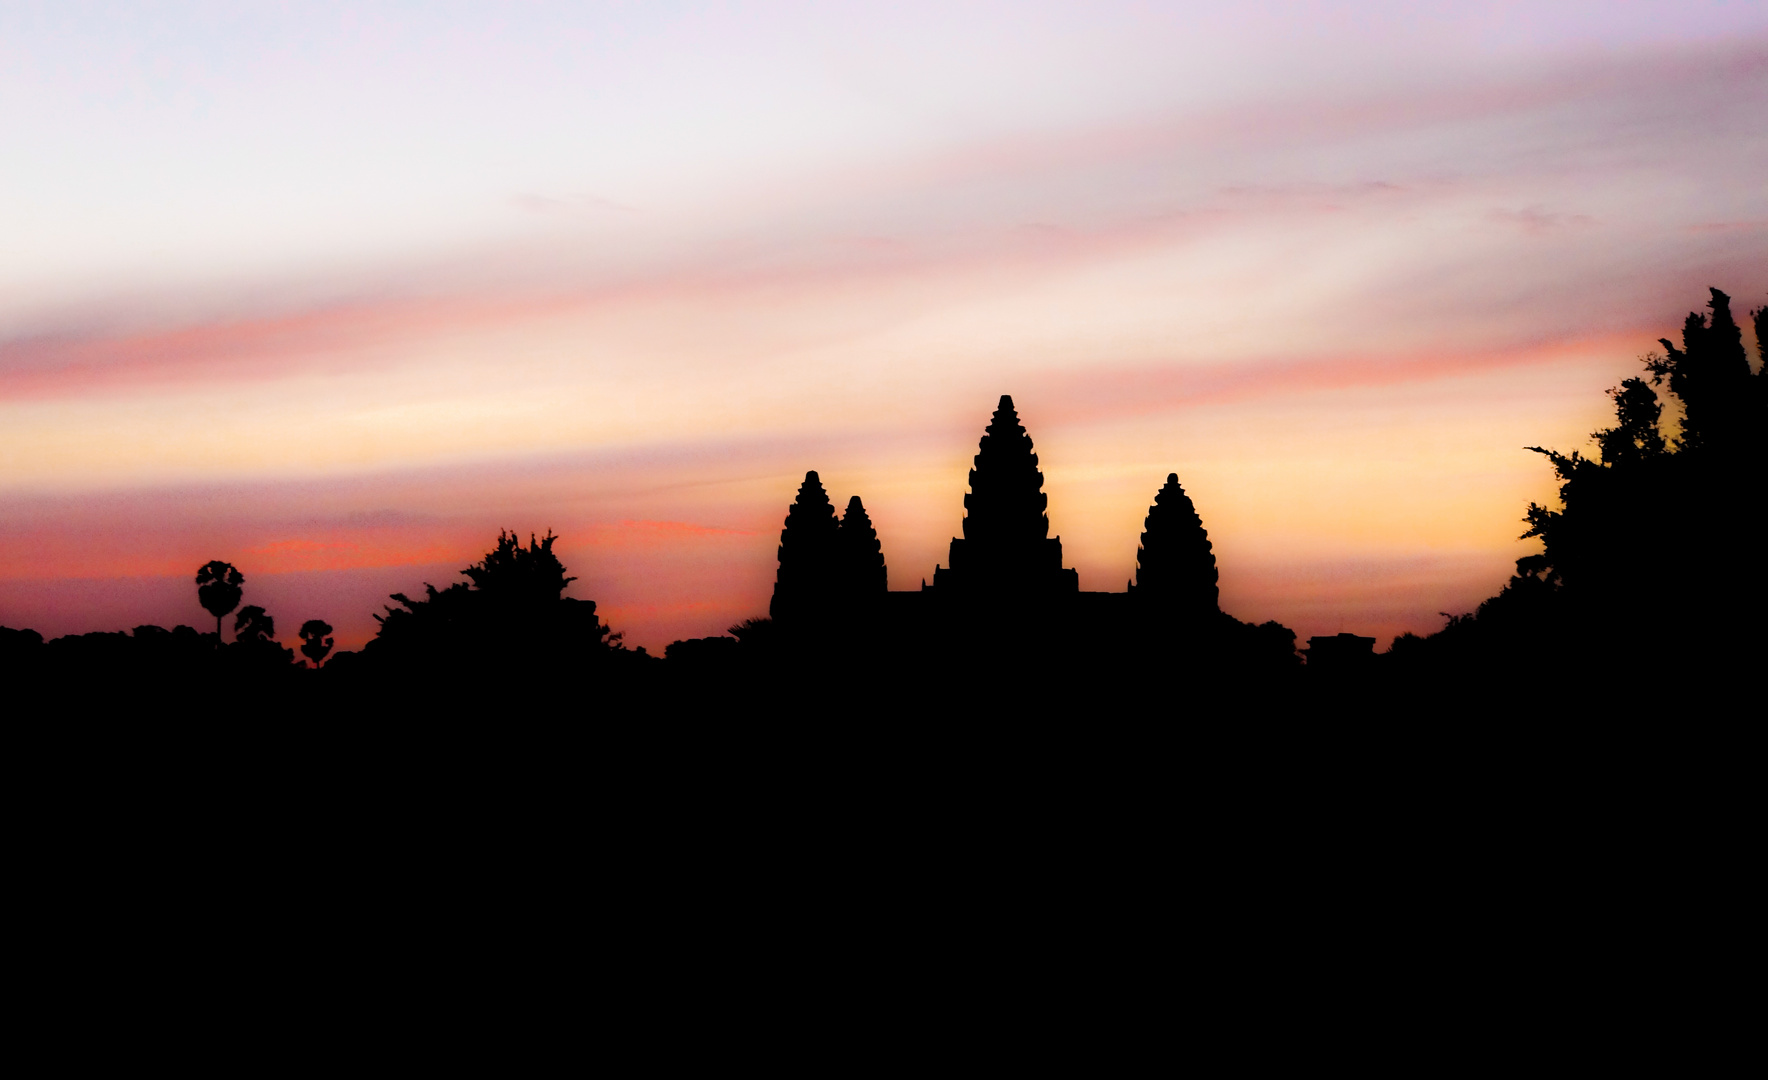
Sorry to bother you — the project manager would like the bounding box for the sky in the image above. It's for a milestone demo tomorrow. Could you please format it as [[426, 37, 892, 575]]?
[[2, 1, 1765, 653]]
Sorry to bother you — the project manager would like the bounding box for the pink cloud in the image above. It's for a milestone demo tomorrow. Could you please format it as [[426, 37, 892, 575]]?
[[1022, 330, 1650, 427], [6, 34, 1758, 409]]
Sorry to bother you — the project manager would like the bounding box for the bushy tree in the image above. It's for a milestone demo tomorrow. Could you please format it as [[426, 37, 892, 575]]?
[[1411, 287, 1764, 675], [462, 529, 577, 605], [1645, 288, 1756, 454], [229, 604, 297, 671], [1524, 289, 1762, 594], [365, 529, 615, 680], [234, 605, 275, 643]]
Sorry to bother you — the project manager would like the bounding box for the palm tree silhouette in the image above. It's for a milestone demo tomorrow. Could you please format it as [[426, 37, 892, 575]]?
[[195, 561, 244, 646], [299, 619, 335, 667]]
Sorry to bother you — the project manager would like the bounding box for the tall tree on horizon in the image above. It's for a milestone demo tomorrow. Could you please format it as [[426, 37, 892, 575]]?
[[195, 560, 244, 646], [1647, 287, 1757, 455], [1524, 288, 1764, 597], [1406, 286, 1767, 674]]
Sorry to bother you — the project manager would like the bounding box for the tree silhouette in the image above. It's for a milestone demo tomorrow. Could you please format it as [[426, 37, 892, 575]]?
[[1132, 473, 1219, 621], [463, 529, 576, 605], [195, 561, 244, 645], [1524, 289, 1763, 596], [299, 620, 335, 667], [234, 605, 275, 642], [229, 604, 298, 671], [1592, 378, 1667, 466], [366, 528, 615, 677], [770, 471, 841, 623], [1756, 299, 1768, 423], [1646, 288, 1756, 454], [1405, 286, 1766, 677]]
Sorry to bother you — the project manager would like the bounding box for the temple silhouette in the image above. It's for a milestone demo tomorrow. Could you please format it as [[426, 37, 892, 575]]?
[[767, 395, 1286, 670], [932, 396, 1079, 599]]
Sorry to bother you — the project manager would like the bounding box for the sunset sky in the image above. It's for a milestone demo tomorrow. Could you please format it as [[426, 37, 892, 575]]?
[[3, 1, 1765, 653]]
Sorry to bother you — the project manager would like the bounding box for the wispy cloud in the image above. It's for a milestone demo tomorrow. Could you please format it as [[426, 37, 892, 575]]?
[[1487, 206, 1596, 235]]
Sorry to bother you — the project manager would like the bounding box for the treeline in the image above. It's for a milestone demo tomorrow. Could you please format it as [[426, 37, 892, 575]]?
[[1, 530, 655, 704], [0, 520, 1301, 712]]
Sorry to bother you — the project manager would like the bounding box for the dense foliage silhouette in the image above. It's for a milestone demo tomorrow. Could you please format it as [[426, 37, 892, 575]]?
[[1391, 286, 1765, 688], [235, 605, 274, 643], [362, 529, 621, 687]]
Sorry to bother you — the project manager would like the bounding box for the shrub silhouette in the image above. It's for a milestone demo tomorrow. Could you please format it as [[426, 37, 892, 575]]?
[[195, 561, 244, 644]]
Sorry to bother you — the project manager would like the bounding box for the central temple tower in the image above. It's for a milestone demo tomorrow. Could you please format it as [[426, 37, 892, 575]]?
[[932, 395, 1079, 598]]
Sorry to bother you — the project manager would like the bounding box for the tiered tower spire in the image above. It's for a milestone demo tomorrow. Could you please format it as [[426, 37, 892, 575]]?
[[770, 471, 840, 622], [1133, 473, 1219, 619], [934, 395, 1077, 596], [838, 496, 887, 597]]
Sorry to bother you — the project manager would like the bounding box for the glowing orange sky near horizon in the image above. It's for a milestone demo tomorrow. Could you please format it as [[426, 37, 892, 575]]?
[[1, 322, 1742, 653], [2, 6, 1764, 655]]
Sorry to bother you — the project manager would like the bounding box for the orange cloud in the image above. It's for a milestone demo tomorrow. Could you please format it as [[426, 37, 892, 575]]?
[[240, 537, 461, 574]]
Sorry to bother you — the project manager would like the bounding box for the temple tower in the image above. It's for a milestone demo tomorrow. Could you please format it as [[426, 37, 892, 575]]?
[[838, 495, 888, 598], [771, 471, 840, 622], [1131, 472, 1219, 621], [933, 395, 1078, 597]]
